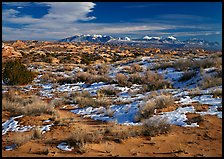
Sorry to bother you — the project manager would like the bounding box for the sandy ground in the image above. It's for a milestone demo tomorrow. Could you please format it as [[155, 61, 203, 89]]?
[[2, 107, 222, 157]]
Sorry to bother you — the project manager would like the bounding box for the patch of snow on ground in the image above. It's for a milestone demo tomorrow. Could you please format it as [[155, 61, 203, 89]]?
[[2, 115, 33, 135], [4, 144, 17, 151], [57, 142, 74, 151], [154, 106, 199, 127], [40, 124, 54, 134], [71, 100, 142, 125], [192, 95, 222, 106]]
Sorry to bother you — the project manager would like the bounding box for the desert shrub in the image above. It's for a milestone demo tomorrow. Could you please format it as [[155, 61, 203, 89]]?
[[135, 94, 174, 121], [141, 71, 172, 91], [130, 63, 143, 72], [129, 73, 143, 84], [186, 115, 204, 125], [33, 127, 42, 139], [75, 91, 112, 108], [97, 87, 120, 96], [8, 132, 34, 147], [57, 77, 74, 84], [173, 59, 192, 71], [135, 100, 156, 122], [66, 125, 102, 150], [2, 93, 55, 116], [178, 70, 197, 82], [193, 58, 220, 69], [75, 72, 110, 84], [96, 64, 110, 75], [212, 89, 222, 98], [3, 59, 36, 85], [154, 94, 175, 109], [153, 62, 173, 70], [116, 73, 130, 87], [142, 116, 171, 136], [81, 53, 102, 65], [199, 75, 222, 89]]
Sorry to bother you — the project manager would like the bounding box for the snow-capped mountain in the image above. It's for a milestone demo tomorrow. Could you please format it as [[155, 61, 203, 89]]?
[[59, 34, 114, 43], [58, 34, 221, 50], [143, 36, 161, 40]]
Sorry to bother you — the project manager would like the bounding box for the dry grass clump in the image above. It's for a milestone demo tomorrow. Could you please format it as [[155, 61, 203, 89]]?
[[57, 71, 111, 85], [173, 59, 192, 71], [116, 70, 171, 90], [212, 89, 222, 98], [6, 132, 34, 147], [130, 63, 143, 72], [199, 75, 222, 89], [153, 62, 173, 70], [178, 70, 197, 82], [66, 125, 102, 151], [141, 71, 172, 91], [142, 116, 171, 136], [33, 127, 43, 139], [135, 94, 174, 121], [186, 115, 204, 125], [97, 86, 120, 97], [154, 94, 175, 109], [116, 73, 131, 87], [172, 57, 221, 71], [2, 92, 55, 116], [75, 91, 112, 108], [135, 100, 156, 122], [75, 71, 111, 84]]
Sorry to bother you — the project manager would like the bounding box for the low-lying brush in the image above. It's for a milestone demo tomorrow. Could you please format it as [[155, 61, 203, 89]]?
[[2, 93, 55, 116], [212, 89, 222, 98], [135, 94, 174, 121], [97, 86, 120, 97], [66, 125, 102, 151], [142, 116, 171, 136], [199, 75, 222, 89], [178, 70, 197, 82], [116, 73, 131, 87], [75, 91, 112, 108]]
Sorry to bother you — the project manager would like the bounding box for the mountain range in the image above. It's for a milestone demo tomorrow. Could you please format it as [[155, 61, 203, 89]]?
[[58, 34, 221, 50]]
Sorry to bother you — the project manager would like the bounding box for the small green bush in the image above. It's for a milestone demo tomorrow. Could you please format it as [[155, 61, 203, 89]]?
[[3, 60, 36, 85]]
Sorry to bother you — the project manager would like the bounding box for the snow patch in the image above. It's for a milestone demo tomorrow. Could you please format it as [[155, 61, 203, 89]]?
[[57, 142, 74, 151]]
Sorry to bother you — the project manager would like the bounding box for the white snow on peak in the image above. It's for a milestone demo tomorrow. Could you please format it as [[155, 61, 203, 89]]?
[[143, 36, 161, 40], [125, 37, 131, 41], [151, 36, 161, 40], [143, 36, 151, 40], [167, 36, 177, 40], [92, 34, 102, 38]]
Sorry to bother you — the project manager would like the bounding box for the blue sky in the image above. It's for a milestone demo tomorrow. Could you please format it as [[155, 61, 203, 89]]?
[[2, 2, 222, 43]]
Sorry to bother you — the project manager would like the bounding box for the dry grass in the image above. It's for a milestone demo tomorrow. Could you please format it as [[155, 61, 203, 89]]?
[[135, 100, 156, 122], [178, 70, 197, 82], [2, 92, 55, 116], [75, 91, 112, 108], [97, 86, 120, 97], [154, 94, 175, 109], [135, 94, 174, 121], [66, 125, 102, 150], [116, 73, 130, 87], [212, 89, 222, 98], [142, 116, 171, 136], [199, 75, 222, 89], [186, 115, 204, 125], [130, 63, 143, 72]]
